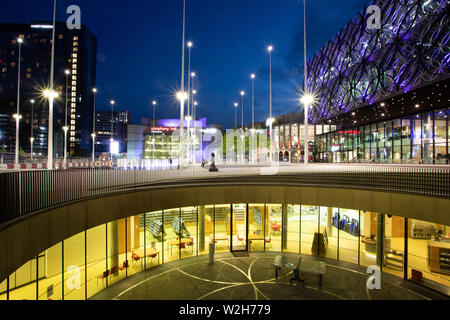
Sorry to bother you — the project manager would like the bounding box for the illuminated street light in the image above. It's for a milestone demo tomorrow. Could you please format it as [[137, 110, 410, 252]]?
[[92, 88, 97, 162], [251, 73, 256, 130], [47, 0, 57, 170], [30, 99, 35, 160], [179, 0, 187, 167], [110, 100, 115, 142], [14, 37, 23, 165], [234, 102, 239, 130], [240, 91, 245, 130], [267, 45, 274, 162], [63, 69, 70, 168]]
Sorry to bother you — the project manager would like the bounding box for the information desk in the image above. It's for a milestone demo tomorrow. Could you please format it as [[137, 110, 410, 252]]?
[[428, 240, 450, 275]]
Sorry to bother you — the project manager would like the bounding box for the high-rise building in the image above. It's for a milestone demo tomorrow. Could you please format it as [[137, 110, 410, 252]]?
[[0, 21, 97, 158]]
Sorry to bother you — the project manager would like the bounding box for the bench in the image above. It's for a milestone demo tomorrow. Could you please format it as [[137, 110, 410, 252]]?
[[285, 255, 326, 287]]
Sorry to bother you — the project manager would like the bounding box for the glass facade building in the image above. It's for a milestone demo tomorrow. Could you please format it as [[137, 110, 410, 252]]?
[[1, 203, 448, 300], [315, 108, 450, 164]]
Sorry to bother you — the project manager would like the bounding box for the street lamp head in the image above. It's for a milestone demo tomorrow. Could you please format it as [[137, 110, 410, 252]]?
[[176, 91, 188, 101], [152, 100, 157, 106], [62, 126, 69, 133], [251, 73, 256, 79], [194, 101, 198, 106], [266, 117, 275, 126], [240, 91, 245, 96], [110, 100, 115, 105], [187, 41, 193, 48], [191, 72, 196, 78], [300, 93, 315, 106], [43, 89, 59, 98], [193, 90, 197, 95], [17, 38, 23, 44], [234, 103, 239, 108], [30, 99, 35, 104], [185, 116, 193, 121], [65, 69, 70, 75], [92, 88, 97, 93], [91, 133, 96, 139], [13, 114, 22, 120], [267, 45, 273, 52]]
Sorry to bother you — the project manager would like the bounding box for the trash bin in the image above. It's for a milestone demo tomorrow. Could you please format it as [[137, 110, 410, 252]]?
[[209, 242, 215, 265]]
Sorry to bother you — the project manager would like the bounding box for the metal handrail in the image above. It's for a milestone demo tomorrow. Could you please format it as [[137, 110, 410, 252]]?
[[0, 164, 449, 225]]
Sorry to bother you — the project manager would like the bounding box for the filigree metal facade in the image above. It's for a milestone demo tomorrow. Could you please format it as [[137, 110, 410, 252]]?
[[308, 0, 450, 124]]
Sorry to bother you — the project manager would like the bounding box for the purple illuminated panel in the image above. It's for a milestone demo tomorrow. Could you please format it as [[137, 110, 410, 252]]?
[[307, 0, 449, 123]]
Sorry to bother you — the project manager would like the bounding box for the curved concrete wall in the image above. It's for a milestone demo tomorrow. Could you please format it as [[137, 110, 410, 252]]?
[[1, 183, 449, 283]]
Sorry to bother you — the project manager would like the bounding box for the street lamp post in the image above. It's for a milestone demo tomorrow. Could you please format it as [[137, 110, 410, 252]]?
[[30, 99, 35, 161], [110, 100, 115, 144], [179, 0, 187, 168], [267, 45, 274, 162], [48, 0, 57, 170], [15, 37, 23, 165], [303, 0, 309, 165], [234, 102, 238, 130], [92, 88, 97, 163], [63, 69, 70, 168], [152, 100, 157, 161], [240, 91, 245, 130], [251, 74, 255, 130]]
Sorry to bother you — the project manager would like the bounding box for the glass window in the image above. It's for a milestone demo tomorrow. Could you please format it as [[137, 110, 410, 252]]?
[[393, 119, 402, 163], [198, 206, 214, 255], [249, 204, 265, 252], [434, 110, 447, 164], [377, 123, 386, 162], [232, 204, 247, 251], [300, 205, 319, 255], [0, 279, 6, 300], [320, 207, 337, 260], [422, 112, 433, 164], [266, 204, 282, 252], [412, 116, 422, 163], [127, 215, 144, 277], [383, 215, 405, 279], [144, 211, 163, 268], [338, 209, 360, 264], [181, 207, 197, 259], [106, 219, 126, 287], [8, 258, 37, 300], [286, 205, 300, 253], [63, 231, 85, 300], [86, 225, 106, 299], [401, 119, 411, 163], [407, 219, 450, 289], [360, 211, 378, 268], [38, 242, 62, 300], [214, 205, 231, 253], [163, 209, 181, 263]]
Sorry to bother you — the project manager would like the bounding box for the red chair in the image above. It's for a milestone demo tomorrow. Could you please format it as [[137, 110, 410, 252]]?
[[97, 270, 110, 285], [132, 252, 140, 265], [187, 238, 194, 252], [119, 260, 129, 271], [237, 235, 244, 244], [265, 236, 272, 248], [110, 266, 119, 275]]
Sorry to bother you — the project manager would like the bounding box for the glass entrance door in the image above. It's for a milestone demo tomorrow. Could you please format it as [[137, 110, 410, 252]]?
[[231, 204, 247, 251]]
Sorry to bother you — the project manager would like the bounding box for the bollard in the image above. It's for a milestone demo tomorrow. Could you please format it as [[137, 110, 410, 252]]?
[[209, 242, 215, 265]]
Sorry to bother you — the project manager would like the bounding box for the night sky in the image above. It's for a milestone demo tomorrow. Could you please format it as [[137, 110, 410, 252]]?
[[1, 0, 371, 128]]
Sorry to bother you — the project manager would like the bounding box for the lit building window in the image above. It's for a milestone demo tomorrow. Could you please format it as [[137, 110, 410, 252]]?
[[72, 53, 77, 58], [73, 36, 78, 41]]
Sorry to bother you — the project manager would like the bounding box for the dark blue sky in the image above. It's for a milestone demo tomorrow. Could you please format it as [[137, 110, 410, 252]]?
[[1, 0, 370, 128]]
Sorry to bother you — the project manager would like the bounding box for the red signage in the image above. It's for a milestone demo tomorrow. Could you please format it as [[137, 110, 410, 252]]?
[[151, 127, 178, 133]]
